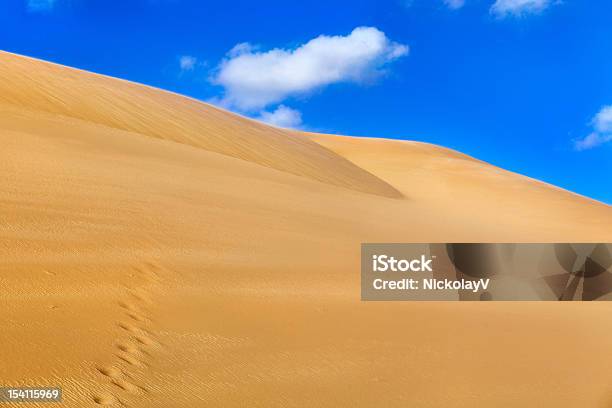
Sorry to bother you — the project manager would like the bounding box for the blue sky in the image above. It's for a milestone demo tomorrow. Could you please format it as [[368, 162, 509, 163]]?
[[1, 0, 611, 203]]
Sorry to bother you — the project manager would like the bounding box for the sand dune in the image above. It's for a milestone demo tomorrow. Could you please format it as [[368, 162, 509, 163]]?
[[1, 51, 611, 407], [0, 51, 400, 199]]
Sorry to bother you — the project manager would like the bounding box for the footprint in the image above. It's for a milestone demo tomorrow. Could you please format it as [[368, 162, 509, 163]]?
[[118, 301, 139, 312], [127, 312, 148, 323], [133, 334, 156, 346], [115, 353, 142, 367], [97, 366, 122, 379], [116, 343, 139, 355], [111, 378, 140, 393], [92, 393, 115, 405], [117, 322, 139, 333]]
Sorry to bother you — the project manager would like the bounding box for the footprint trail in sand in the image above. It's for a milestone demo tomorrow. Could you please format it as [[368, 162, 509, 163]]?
[[92, 263, 165, 406]]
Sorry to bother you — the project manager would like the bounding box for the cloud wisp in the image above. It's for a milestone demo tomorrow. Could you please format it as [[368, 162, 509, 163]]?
[[211, 26, 409, 112], [490, 0, 553, 18], [27, 0, 55, 12], [256, 105, 303, 129], [575, 106, 612, 151], [179, 55, 198, 72], [444, 0, 466, 10]]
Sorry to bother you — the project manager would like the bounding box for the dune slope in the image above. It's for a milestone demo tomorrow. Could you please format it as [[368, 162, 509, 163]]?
[[1, 51, 611, 408], [0, 51, 401, 199]]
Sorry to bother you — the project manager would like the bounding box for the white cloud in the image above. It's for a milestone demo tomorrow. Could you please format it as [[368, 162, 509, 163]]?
[[444, 0, 465, 10], [490, 0, 553, 18], [179, 55, 197, 71], [227, 43, 257, 58], [593, 105, 612, 134], [212, 26, 409, 111], [256, 105, 303, 129], [575, 105, 612, 151], [575, 133, 612, 151], [27, 0, 55, 12]]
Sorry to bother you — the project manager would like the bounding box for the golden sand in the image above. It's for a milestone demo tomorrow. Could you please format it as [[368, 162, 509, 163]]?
[[1, 51, 611, 407]]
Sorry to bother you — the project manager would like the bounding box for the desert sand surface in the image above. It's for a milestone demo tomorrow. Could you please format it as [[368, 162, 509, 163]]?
[[1, 50, 612, 407]]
